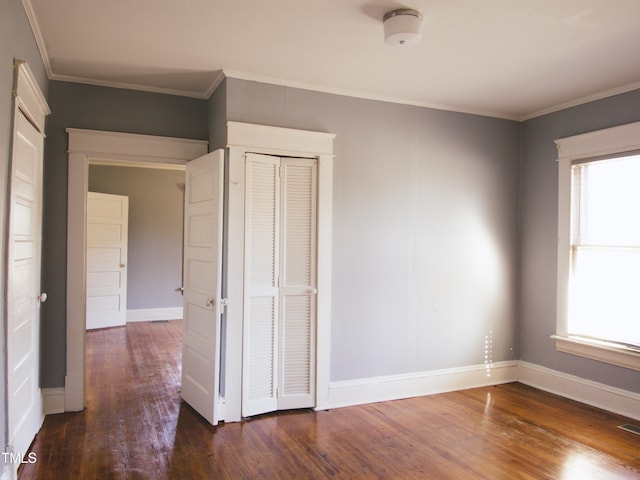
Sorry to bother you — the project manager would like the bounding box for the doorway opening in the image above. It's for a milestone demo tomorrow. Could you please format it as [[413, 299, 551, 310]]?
[[65, 129, 208, 412], [87, 164, 186, 330]]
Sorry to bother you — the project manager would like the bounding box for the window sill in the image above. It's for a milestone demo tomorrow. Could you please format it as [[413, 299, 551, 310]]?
[[551, 335, 640, 372]]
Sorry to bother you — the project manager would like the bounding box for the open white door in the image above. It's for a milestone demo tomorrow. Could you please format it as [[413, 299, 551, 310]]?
[[181, 150, 224, 425], [86, 192, 129, 330]]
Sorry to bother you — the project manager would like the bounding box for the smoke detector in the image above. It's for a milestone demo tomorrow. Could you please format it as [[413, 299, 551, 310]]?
[[383, 8, 423, 47]]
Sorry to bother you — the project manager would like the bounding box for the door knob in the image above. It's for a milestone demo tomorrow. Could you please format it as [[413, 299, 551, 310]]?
[[38, 292, 48, 303]]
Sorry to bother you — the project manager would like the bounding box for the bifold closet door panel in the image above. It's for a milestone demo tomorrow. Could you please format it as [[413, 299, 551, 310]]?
[[279, 160, 317, 409], [243, 155, 280, 417]]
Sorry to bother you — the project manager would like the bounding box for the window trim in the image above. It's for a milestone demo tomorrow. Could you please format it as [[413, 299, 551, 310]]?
[[555, 121, 640, 372]]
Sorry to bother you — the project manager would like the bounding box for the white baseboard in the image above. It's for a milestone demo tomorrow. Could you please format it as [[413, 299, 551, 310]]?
[[47, 355, 640, 425], [42, 387, 66, 415], [126, 307, 183, 322], [517, 361, 640, 421], [325, 361, 519, 410], [322, 361, 640, 422]]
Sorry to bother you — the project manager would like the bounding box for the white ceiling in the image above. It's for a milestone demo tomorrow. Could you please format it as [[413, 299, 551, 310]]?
[[24, 0, 640, 120]]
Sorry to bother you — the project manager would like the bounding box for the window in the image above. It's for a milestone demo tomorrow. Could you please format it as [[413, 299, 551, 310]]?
[[555, 122, 640, 371], [569, 155, 640, 345]]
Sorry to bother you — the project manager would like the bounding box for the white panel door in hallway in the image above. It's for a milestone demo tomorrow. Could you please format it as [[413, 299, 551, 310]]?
[[86, 192, 129, 330], [181, 150, 224, 425], [243, 153, 318, 417], [7, 110, 46, 460]]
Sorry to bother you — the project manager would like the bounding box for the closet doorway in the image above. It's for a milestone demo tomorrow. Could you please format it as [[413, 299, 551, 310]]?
[[223, 122, 335, 422], [242, 153, 318, 417]]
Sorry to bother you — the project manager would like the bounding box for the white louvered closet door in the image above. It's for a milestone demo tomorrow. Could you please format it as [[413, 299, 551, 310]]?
[[278, 158, 317, 410], [243, 153, 317, 417]]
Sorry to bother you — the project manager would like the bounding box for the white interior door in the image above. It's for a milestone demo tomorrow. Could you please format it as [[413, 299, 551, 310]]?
[[242, 153, 317, 417], [86, 192, 129, 330], [7, 110, 45, 458], [181, 150, 224, 425]]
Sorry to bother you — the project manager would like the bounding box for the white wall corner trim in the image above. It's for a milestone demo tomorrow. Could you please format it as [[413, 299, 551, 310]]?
[[126, 308, 184, 322], [517, 362, 640, 421], [42, 388, 66, 415], [324, 361, 519, 410]]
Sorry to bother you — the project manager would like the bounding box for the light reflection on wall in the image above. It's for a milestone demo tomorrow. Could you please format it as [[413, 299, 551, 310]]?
[[485, 327, 494, 377]]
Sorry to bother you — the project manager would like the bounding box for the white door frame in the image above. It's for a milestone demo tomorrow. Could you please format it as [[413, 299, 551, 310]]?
[[65, 129, 208, 411], [225, 121, 335, 421]]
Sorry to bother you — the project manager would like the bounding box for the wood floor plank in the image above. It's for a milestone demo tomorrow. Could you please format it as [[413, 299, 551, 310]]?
[[19, 321, 640, 479]]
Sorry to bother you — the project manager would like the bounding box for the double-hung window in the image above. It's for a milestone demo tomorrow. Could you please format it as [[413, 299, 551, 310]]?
[[555, 122, 640, 371]]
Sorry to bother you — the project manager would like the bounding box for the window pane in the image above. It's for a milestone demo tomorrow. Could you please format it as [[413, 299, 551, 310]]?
[[569, 247, 640, 346], [575, 155, 640, 246]]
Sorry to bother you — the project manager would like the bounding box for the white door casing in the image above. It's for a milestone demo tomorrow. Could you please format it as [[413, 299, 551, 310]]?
[[66, 129, 207, 412], [6, 60, 50, 464], [181, 150, 225, 425], [86, 192, 128, 330], [242, 154, 317, 417]]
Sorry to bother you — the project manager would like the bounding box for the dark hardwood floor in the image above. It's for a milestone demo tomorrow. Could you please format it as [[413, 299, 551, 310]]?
[[20, 320, 640, 479]]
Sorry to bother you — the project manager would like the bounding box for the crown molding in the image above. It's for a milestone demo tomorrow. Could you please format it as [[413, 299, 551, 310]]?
[[520, 80, 640, 121], [203, 70, 226, 98], [21, 0, 53, 78], [49, 73, 211, 99], [221, 69, 521, 121]]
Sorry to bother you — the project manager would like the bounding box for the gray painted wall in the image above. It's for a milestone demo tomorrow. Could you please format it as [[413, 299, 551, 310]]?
[[208, 78, 227, 151], [225, 79, 522, 381], [89, 166, 185, 310], [42, 81, 208, 387], [1, 0, 49, 469], [520, 89, 640, 394]]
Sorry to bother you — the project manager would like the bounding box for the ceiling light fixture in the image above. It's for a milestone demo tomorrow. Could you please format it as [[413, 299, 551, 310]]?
[[383, 8, 423, 47]]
